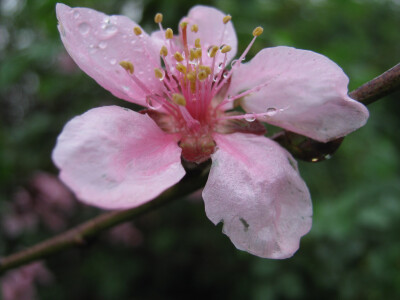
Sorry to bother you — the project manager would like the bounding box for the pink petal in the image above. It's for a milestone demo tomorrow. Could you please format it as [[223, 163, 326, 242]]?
[[56, 4, 163, 107], [52, 106, 185, 210], [202, 133, 312, 259], [227, 46, 369, 142], [181, 5, 237, 65]]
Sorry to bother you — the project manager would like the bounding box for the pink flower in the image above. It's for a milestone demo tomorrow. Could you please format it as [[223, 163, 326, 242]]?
[[53, 4, 368, 258]]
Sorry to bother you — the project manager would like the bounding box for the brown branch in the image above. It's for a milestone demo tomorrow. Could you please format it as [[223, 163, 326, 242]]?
[[0, 163, 209, 275], [349, 63, 400, 105], [0, 62, 399, 275]]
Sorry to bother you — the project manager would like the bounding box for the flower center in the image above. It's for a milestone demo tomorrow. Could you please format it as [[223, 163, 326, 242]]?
[[119, 13, 268, 163]]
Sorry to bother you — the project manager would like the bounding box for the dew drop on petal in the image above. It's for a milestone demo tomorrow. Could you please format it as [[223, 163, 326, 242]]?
[[78, 22, 90, 35], [99, 41, 107, 49], [245, 114, 256, 122], [110, 58, 117, 65], [146, 96, 162, 110], [123, 86, 130, 92], [266, 107, 277, 116]]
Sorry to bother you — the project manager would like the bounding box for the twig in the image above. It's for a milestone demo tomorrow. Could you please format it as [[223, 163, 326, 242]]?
[[0, 62, 399, 275], [349, 63, 400, 104], [0, 163, 209, 275]]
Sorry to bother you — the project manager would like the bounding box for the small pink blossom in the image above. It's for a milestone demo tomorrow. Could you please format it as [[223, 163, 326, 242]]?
[[53, 4, 368, 258], [1, 262, 52, 300]]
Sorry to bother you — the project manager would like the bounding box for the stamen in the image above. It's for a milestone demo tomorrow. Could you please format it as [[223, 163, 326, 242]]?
[[165, 28, 173, 39], [252, 26, 263, 37], [176, 63, 187, 74], [174, 52, 184, 62], [119, 61, 134, 74], [195, 48, 202, 59], [172, 93, 187, 106], [180, 22, 188, 29], [208, 45, 219, 58], [189, 49, 196, 61], [154, 13, 163, 24], [195, 38, 201, 48], [133, 26, 142, 36], [187, 71, 196, 82], [221, 45, 232, 53], [199, 65, 211, 75], [160, 46, 168, 57], [197, 70, 207, 81], [191, 24, 198, 33], [223, 15, 232, 24], [154, 68, 164, 79]]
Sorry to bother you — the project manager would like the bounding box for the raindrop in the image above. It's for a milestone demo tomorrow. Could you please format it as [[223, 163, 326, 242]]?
[[223, 72, 229, 79], [73, 10, 80, 19], [324, 154, 332, 160], [123, 86, 130, 92], [218, 62, 224, 69], [110, 58, 117, 65], [78, 22, 90, 35], [104, 25, 117, 35], [157, 70, 165, 81], [219, 44, 227, 50], [99, 41, 107, 49], [207, 46, 214, 57], [245, 114, 256, 122], [266, 107, 277, 116], [146, 96, 162, 110], [213, 75, 219, 82], [231, 59, 238, 67]]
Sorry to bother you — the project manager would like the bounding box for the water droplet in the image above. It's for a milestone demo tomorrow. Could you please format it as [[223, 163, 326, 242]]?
[[324, 154, 332, 160], [78, 22, 90, 35], [99, 41, 107, 49], [157, 70, 165, 81], [110, 58, 117, 65], [266, 107, 277, 116], [104, 25, 117, 35], [207, 46, 214, 57], [231, 59, 238, 67], [146, 96, 162, 110], [123, 86, 130, 92], [219, 44, 227, 50], [223, 72, 229, 79], [245, 114, 256, 122], [213, 75, 219, 82], [218, 62, 224, 69], [73, 10, 80, 19]]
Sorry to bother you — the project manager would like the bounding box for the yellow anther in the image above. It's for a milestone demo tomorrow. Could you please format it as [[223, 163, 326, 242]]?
[[195, 48, 202, 59], [191, 24, 198, 33], [187, 71, 196, 82], [174, 52, 184, 62], [160, 46, 168, 57], [165, 28, 173, 39], [133, 26, 142, 36], [172, 93, 186, 106], [154, 13, 163, 24], [209, 45, 219, 58], [221, 45, 232, 53], [223, 15, 232, 24], [195, 38, 201, 48], [176, 63, 187, 74], [154, 68, 164, 79], [189, 48, 196, 61], [180, 21, 188, 29], [190, 81, 196, 93], [197, 70, 208, 81], [119, 61, 134, 74], [199, 65, 211, 75], [252, 26, 263, 37]]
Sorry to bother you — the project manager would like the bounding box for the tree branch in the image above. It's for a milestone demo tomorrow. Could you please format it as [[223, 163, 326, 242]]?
[[349, 63, 400, 105], [0, 163, 210, 275], [0, 62, 399, 275]]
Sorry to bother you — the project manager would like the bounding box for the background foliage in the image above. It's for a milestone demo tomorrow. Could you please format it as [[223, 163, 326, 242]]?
[[1, 0, 400, 299]]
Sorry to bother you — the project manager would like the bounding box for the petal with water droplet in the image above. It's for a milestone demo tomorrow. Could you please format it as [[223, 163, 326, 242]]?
[[56, 4, 163, 108], [228, 46, 369, 142]]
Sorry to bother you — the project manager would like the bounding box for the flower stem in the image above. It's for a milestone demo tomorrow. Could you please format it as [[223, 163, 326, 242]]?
[[0, 62, 399, 275], [0, 162, 210, 275]]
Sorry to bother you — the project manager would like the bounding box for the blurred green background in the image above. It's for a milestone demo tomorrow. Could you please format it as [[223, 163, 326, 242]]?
[[1, 0, 400, 299]]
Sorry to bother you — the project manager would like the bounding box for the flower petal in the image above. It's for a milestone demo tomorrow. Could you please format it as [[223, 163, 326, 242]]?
[[228, 46, 369, 142], [56, 4, 162, 106], [202, 133, 312, 259], [52, 106, 185, 210], [181, 5, 237, 65]]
